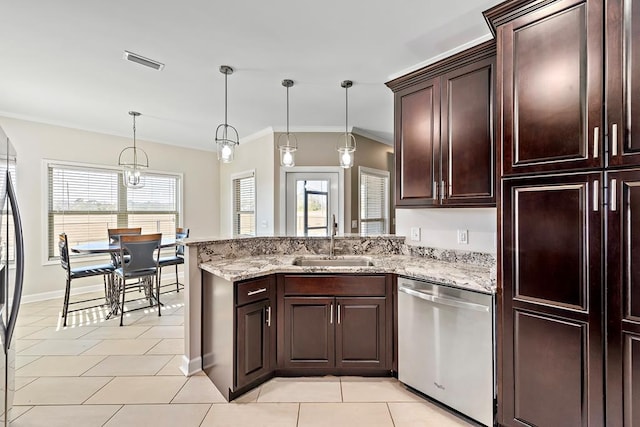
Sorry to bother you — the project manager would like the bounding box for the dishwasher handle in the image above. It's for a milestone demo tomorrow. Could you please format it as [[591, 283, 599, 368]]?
[[398, 285, 490, 313]]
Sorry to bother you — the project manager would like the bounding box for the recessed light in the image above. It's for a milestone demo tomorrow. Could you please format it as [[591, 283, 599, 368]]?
[[122, 50, 165, 71]]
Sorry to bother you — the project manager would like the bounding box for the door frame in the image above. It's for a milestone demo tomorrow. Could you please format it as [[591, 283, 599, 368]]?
[[279, 166, 345, 236]]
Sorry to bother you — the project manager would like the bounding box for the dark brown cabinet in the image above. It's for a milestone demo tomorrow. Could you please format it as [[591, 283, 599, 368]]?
[[282, 297, 335, 369], [387, 41, 495, 208], [606, 169, 640, 426], [234, 276, 275, 390], [607, 0, 640, 167], [501, 172, 603, 426], [485, 0, 636, 424], [335, 297, 387, 369], [491, 0, 603, 176], [277, 274, 393, 375]]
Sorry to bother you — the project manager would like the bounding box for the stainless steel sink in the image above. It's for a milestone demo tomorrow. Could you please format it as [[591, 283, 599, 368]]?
[[292, 256, 374, 267]]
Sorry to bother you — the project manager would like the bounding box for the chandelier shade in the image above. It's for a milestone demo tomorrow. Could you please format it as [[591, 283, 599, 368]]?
[[337, 80, 356, 169], [118, 111, 148, 189], [215, 65, 239, 163], [277, 79, 298, 167]]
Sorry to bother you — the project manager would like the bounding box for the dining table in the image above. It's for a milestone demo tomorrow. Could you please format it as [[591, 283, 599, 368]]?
[[70, 237, 179, 254], [70, 237, 181, 320]]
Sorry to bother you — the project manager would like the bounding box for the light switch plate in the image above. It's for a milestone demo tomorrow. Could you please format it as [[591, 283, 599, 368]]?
[[352, 220, 358, 229], [457, 229, 469, 244], [410, 227, 421, 241]]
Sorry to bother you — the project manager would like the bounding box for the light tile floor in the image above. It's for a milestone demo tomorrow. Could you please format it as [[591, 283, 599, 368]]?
[[10, 288, 475, 426]]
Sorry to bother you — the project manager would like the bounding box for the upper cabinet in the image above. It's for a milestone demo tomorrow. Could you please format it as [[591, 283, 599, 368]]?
[[490, 0, 603, 176], [387, 41, 496, 208], [607, 0, 640, 167]]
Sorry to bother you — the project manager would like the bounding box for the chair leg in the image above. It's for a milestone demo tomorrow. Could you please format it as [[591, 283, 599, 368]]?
[[62, 278, 71, 327], [148, 277, 153, 308], [175, 264, 179, 292], [156, 275, 161, 317], [120, 277, 126, 327]]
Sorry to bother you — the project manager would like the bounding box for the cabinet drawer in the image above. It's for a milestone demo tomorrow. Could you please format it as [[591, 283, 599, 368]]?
[[283, 275, 386, 296], [236, 277, 274, 306]]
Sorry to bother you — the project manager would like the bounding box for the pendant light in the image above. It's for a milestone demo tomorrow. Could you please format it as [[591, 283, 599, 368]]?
[[277, 79, 298, 167], [337, 80, 356, 168], [215, 65, 239, 163], [118, 111, 148, 189]]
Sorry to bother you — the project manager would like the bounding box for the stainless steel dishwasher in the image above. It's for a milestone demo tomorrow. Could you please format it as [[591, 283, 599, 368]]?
[[398, 277, 495, 426]]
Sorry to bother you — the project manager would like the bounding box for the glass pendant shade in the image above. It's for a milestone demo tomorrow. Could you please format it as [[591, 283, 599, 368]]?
[[216, 124, 238, 163], [277, 79, 297, 167], [337, 80, 356, 169], [214, 65, 239, 163], [337, 133, 356, 169], [118, 111, 148, 189]]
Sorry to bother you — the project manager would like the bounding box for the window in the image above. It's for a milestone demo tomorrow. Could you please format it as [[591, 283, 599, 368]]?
[[232, 171, 255, 237], [47, 161, 181, 259], [359, 167, 389, 235]]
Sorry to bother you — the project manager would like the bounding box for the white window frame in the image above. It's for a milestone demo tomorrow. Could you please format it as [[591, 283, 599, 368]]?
[[358, 166, 390, 235], [42, 159, 183, 265], [231, 169, 256, 237]]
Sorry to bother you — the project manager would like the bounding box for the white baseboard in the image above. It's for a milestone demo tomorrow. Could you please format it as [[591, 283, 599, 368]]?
[[180, 355, 202, 376], [21, 272, 184, 304]]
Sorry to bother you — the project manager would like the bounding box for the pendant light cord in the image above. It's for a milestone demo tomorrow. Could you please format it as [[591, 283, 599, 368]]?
[[132, 113, 137, 166], [345, 84, 348, 135], [286, 85, 290, 134], [224, 71, 228, 126]]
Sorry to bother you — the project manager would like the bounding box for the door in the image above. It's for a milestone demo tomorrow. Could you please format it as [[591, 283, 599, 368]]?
[[285, 171, 340, 236], [440, 56, 495, 206], [606, 169, 640, 426], [282, 297, 334, 369], [394, 77, 440, 206], [236, 299, 271, 389], [500, 0, 603, 176], [335, 297, 386, 369], [501, 172, 603, 426], [607, 0, 640, 167]]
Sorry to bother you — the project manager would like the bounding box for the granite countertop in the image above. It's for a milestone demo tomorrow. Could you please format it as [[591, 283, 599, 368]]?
[[199, 254, 495, 294]]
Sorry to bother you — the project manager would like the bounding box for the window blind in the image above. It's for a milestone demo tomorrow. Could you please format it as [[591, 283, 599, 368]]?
[[233, 174, 255, 237], [360, 168, 389, 235], [47, 162, 181, 259]]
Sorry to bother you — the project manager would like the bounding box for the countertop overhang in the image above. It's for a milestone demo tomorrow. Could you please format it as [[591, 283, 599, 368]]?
[[199, 254, 495, 294]]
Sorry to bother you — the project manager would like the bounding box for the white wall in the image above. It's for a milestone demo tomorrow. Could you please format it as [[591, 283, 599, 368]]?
[[0, 116, 219, 299], [219, 131, 275, 237], [395, 208, 497, 254]]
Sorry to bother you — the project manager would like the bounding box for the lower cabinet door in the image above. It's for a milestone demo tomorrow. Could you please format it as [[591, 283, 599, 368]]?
[[501, 172, 603, 426], [283, 297, 335, 369], [335, 297, 387, 369], [236, 299, 271, 388]]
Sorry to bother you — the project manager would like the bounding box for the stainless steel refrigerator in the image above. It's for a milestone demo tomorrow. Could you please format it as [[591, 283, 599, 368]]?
[[0, 125, 24, 426]]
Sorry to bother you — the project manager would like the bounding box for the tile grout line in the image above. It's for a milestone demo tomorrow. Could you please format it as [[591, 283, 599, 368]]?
[[100, 403, 124, 427], [80, 376, 117, 405], [296, 402, 301, 427], [386, 402, 397, 427]]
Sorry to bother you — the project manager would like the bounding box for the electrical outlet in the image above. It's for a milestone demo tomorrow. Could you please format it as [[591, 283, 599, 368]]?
[[457, 229, 469, 245], [410, 227, 421, 241]]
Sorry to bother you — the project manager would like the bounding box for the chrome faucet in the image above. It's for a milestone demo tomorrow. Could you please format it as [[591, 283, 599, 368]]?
[[329, 214, 338, 258]]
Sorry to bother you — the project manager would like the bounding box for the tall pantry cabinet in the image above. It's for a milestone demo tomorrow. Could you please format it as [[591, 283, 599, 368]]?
[[485, 0, 640, 424]]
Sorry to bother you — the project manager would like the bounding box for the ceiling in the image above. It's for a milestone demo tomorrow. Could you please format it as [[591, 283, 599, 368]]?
[[0, 0, 500, 151]]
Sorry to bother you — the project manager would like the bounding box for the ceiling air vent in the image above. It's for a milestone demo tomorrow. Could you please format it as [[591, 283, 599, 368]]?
[[123, 51, 165, 71]]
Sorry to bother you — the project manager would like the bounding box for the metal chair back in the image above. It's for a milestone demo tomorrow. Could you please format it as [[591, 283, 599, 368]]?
[[108, 227, 142, 266], [119, 233, 162, 275], [58, 233, 71, 278], [175, 227, 189, 256]]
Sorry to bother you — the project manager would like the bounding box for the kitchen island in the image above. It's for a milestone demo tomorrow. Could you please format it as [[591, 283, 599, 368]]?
[[181, 235, 496, 400]]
